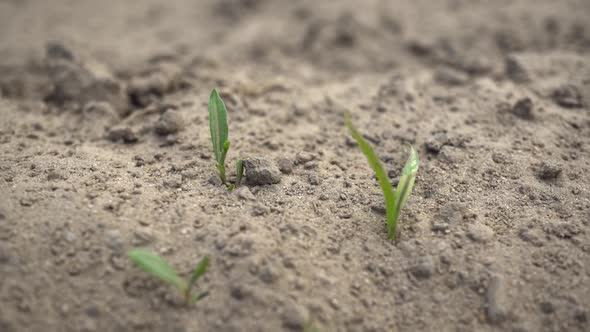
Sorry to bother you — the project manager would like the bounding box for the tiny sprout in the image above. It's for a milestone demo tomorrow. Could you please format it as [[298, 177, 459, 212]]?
[[345, 113, 419, 240], [128, 248, 210, 305], [209, 89, 244, 190]]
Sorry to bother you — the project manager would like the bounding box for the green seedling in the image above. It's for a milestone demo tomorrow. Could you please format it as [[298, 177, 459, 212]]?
[[345, 113, 419, 240], [128, 248, 209, 305], [209, 89, 244, 190]]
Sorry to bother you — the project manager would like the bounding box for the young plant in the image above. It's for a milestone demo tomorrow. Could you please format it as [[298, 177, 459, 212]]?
[[345, 113, 419, 240], [209, 88, 244, 190], [128, 248, 210, 305]]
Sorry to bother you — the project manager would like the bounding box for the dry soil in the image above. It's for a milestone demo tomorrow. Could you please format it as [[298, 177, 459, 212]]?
[[1, 1, 590, 331]]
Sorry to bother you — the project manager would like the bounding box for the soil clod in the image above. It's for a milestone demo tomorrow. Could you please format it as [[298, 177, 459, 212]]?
[[467, 223, 495, 243], [235, 187, 256, 201], [535, 161, 562, 181], [277, 158, 294, 174], [409, 256, 436, 279], [44, 42, 127, 114], [511, 97, 534, 120], [154, 110, 184, 136], [244, 157, 281, 185], [106, 126, 138, 144], [486, 274, 510, 324], [1, 2, 589, 331], [552, 84, 584, 108], [281, 300, 309, 330]]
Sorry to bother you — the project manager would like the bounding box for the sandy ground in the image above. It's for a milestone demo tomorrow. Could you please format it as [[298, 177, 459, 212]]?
[[1, 0, 590, 331]]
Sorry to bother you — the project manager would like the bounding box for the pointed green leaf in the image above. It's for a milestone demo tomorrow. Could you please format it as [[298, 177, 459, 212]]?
[[235, 159, 244, 187], [394, 147, 419, 221], [345, 113, 397, 239], [220, 140, 230, 165], [184, 255, 209, 303], [209, 89, 229, 164], [128, 249, 186, 291], [188, 256, 209, 289]]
